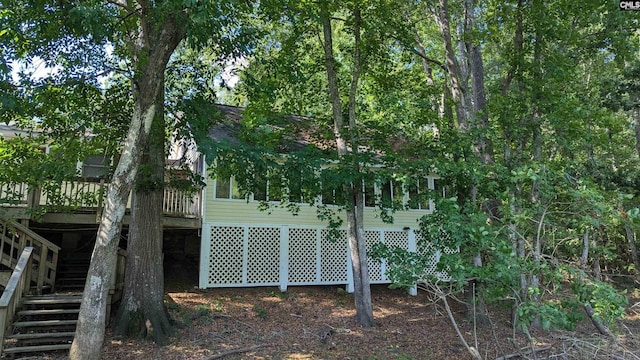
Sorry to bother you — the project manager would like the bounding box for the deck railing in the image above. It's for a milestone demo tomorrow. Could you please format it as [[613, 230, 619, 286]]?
[[0, 218, 60, 293], [0, 183, 30, 207], [163, 187, 201, 218], [0, 179, 201, 219], [0, 246, 33, 356]]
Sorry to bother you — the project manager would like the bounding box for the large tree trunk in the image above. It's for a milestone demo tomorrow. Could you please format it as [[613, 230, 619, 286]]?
[[320, 3, 374, 327], [115, 82, 173, 344], [433, 0, 493, 324], [69, 81, 158, 360], [69, 10, 184, 359], [434, 0, 470, 130]]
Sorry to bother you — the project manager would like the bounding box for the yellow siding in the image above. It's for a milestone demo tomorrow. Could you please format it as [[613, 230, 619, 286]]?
[[203, 181, 430, 231]]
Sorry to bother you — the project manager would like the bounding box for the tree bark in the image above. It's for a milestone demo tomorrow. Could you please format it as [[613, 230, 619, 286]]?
[[69, 9, 185, 359], [579, 230, 616, 340], [434, 0, 470, 130], [69, 80, 157, 360], [501, 0, 523, 94], [635, 110, 640, 160], [625, 225, 640, 278], [320, 3, 374, 327], [115, 79, 173, 344]]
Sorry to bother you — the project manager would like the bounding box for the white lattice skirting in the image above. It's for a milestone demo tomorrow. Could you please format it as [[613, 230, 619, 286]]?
[[199, 224, 444, 293]]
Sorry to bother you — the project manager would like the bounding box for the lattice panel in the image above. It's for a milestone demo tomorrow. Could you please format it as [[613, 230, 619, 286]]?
[[208, 226, 244, 285], [415, 232, 445, 279], [320, 229, 348, 282], [384, 231, 409, 249], [365, 231, 383, 281], [288, 228, 318, 283], [247, 227, 280, 284]]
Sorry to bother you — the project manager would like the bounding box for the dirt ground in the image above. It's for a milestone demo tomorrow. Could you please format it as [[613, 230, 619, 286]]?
[[35, 275, 640, 360], [97, 276, 640, 360]]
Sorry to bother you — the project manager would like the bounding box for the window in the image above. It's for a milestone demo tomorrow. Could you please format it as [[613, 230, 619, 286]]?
[[246, 175, 283, 202], [322, 184, 338, 205], [433, 178, 445, 198], [82, 155, 110, 178], [267, 176, 283, 202], [253, 176, 267, 201], [214, 176, 244, 200], [379, 180, 404, 208], [407, 178, 430, 210], [215, 177, 230, 199], [364, 181, 375, 207]]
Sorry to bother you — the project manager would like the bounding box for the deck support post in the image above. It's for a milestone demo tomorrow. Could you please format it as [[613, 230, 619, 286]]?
[[407, 229, 418, 296], [279, 226, 289, 292]]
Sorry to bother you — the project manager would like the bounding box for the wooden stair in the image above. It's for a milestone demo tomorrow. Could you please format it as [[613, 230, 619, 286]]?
[[2, 293, 82, 356], [55, 253, 91, 291]]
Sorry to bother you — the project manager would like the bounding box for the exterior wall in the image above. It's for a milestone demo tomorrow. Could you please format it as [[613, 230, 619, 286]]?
[[203, 195, 430, 230], [200, 175, 440, 292], [199, 223, 426, 292]]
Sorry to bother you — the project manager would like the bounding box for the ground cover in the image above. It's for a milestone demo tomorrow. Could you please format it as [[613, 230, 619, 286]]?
[[31, 279, 640, 360]]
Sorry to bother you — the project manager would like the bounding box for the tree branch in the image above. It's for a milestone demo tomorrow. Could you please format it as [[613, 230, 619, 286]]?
[[205, 345, 266, 360]]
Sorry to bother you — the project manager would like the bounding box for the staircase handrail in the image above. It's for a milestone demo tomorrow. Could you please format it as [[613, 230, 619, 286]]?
[[8, 220, 61, 254], [1, 219, 60, 293], [0, 246, 34, 356]]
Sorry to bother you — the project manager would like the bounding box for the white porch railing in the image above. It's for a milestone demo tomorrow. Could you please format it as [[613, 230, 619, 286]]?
[[0, 180, 201, 219], [163, 187, 201, 218]]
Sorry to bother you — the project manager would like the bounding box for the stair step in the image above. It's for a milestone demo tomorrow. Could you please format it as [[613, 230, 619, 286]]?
[[56, 284, 85, 289], [13, 319, 78, 328], [22, 296, 82, 306], [58, 267, 88, 272], [7, 331, 75, 341], [57, 277, 87, 282], [59, 263, 90, 268], [25, 293, 82, 299], [3, 343, 71, 354], [59, 266, 90, 270], [17, 308, 80, 316]]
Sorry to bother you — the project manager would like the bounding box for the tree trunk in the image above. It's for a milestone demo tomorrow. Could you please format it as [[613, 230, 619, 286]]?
[[115, 81, 173, 344], [69, 86, 157, 360], [69, 12, 185, 359], [625, 225, 640, 278], [579, 230, 616, 340], [635, 111, 640, 160], [434, 0, 470, 130], [320, 3, 374, 327]]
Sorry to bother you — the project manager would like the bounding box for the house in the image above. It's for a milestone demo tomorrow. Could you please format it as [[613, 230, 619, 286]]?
[[197, 105, 442, 293], [1, 105, 442, 294], [0, 106, 445, 355], [0, 122, 205, 355], [0, 122, 203, 291]]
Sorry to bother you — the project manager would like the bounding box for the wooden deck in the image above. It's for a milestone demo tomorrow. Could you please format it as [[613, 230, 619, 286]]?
[[0, 179, 202, 229]]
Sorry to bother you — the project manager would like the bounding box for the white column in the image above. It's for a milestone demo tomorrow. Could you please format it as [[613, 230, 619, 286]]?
[[407, 229, 418, 296], [198, 224, 211, 289], [241, 226, 249, 285], [316, 228, 322, 283], [279, 226, 289, 292], [198, 182, 209, 289]]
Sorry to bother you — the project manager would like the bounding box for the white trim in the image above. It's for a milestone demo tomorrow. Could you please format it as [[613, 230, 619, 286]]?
[[279, 226, 289, 292], [199, 155, 210, 289], [407, 229, 418, 296]]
